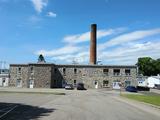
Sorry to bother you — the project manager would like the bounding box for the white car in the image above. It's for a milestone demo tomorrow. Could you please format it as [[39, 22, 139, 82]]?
[[65, 84, 74, 90]]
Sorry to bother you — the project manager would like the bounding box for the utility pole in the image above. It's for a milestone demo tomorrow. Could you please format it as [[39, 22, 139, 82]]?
[[0, 61, 2, 74]]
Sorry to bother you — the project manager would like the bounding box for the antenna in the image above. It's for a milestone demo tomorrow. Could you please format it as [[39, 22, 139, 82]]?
[[97, 60, 102, 65], [72, 58, 78, 65]]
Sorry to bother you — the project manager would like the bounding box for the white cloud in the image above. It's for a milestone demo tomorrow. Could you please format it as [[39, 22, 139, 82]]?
[[36, 45, 83, 57], [99, 41, 160, 65], [30, 0, 48, 13], [63, 28, 125, 44], [51, 51, 89, 64], [35, 27, 160, 65], [63, 32, 90, 44], [99, 28, 160, 50], [47, 11, 57, 17]]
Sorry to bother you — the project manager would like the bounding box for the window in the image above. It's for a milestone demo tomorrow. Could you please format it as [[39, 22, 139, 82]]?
[[113, 69, 120, 76], [18, 67, 21, 74], [74, 80, 76, 85], [95, 81, 98, 85], [54, 68, 57, 74], [103, 80, 109, 87], [103, 69, 109, 75], [2, 78, 5, 83], [125, 69, 131, 76], [63, 68, 66, 74], [2, 70, 5, 73], [31, 67, 34, 74], [74, 68, 77, 74]]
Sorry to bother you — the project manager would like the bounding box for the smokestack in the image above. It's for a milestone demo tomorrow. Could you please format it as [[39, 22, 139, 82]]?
[[90, 24, 97, 65]]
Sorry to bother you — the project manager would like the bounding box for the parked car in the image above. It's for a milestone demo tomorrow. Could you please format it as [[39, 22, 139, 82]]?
[[65, 84, 74, 90], [77, 83, 86, 90], [125, 86, 138, 92], [137, 86, 150, 91], [154, 84, 160, 90]]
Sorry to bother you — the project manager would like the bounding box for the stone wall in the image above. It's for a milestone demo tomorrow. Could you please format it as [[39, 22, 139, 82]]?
[[9, 64, 28, 88], [55, 65, 137, 89], [30, 64, 52, 88], [9, 64, 53, 88], [9, 64, 137, 89]]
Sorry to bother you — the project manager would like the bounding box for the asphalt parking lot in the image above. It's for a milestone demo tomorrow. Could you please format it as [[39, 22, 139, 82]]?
[[0, 89, 160, 120]]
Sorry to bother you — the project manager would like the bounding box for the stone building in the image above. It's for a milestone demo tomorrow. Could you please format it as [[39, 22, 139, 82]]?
[[9, 63, 137, 89], [9, 24, 138, 89]]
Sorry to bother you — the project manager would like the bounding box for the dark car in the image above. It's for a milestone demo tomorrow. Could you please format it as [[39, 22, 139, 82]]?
[[125, 86, 138, 92], [137, 86, 150, 91], [77, 83, 86, 90], [65, 84, 74, 90], [154, 84, 160, 90]]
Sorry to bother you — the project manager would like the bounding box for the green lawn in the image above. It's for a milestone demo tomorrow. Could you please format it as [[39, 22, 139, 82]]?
[[121, 94, 160, 106]]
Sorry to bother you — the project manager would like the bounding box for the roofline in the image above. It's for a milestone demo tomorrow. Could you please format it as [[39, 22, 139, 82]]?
[[10, 63, 55, 66], [10, 63, 137, 68], [10, 64, 28, 66], [56, 64, 137, 68]]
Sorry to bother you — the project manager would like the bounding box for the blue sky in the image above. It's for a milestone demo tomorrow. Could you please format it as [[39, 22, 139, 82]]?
[[0, 0, 160, 66]]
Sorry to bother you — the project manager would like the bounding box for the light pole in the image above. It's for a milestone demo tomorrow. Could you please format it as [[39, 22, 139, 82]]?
[[97, 60, 102, 65]]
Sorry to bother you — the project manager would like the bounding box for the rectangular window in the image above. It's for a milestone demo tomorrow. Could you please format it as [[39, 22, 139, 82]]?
[[31, 67, 34, 74], [74, 80, 76, 85], [125, 69, 131, 76], [18, 67, 21, 74], [63, 68, 66, 74], [103, 69, 109, 75], [74, 68, 77, 74], [103, 80, 109, 87], [113, 69, 120, 76], [2, 70, 5, 73], [54, 68, 57, 74]]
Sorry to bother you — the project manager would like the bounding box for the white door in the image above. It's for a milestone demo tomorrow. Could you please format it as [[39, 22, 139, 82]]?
[[29, 80, 34, 88], [2, 79, 5, 87], [0, 78, 3, 86], [95, 81, 98, 89], [16, 79, 22, 87], [2, 78, 8, 87]]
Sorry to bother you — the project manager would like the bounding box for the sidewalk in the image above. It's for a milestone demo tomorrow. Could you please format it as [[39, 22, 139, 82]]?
[[0, 87, 66, 95], [150, 89, 160, 94]]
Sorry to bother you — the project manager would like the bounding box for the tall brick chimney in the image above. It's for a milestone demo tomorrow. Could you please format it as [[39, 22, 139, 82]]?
[[90, 24, 97, 65]]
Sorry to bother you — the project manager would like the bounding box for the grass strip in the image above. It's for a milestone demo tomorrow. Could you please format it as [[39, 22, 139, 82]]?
[[121, 94, 160, 106]]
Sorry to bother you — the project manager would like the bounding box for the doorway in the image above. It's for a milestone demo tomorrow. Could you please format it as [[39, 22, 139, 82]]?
[[125, 80, 131, 87], [16, 79, 22, 87], [29, 80, 34, 88], [94, 80, 98, 89], [112, 81, 121, 89]]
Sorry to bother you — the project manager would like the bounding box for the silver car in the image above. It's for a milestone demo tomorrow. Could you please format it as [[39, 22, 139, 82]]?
[[65, 84, 74, 90]]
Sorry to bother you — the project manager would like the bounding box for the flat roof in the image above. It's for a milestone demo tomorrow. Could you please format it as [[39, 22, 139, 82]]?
[[10, 63, 55, 66], [56, 64, 137, 68], [10, 63, 137, 68]]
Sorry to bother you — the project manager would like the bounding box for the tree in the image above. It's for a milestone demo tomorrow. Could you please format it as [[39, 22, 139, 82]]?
[[38, 54, 46, 63], [137, 57, 160, 76]]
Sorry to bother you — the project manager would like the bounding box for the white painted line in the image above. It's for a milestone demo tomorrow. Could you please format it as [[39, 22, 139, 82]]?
[[0, 105, 18, 119], [0, 105, 15, 112]]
